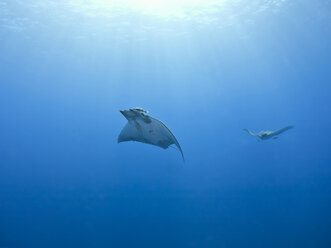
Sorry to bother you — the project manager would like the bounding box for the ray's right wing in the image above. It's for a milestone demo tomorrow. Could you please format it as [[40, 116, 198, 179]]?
[[118, 122, 141, 143], [243, 128, 257, 137]]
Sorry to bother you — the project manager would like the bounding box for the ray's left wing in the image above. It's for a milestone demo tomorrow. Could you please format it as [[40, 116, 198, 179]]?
[[138, 117, 184, 161], [272, 126, 294, 136]]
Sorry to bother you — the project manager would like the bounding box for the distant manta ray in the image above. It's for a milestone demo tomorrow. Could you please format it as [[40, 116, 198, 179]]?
[[243, 126, 294, 141], [118, 108, 184, 161]]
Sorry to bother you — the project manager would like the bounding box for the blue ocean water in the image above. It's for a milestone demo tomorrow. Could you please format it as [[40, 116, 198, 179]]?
[[0, 1, 330, 247]]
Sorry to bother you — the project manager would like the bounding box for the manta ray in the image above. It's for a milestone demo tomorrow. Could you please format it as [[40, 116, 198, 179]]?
[[118, 108, 184, 161], [243, 126, 294, 141]]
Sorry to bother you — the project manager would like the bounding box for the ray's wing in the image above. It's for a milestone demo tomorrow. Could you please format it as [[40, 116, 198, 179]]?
[[118, 121, 142, 143], [272, 126, 294, 136], [243, 128, 257, 137], [150, 117, 184, 161]]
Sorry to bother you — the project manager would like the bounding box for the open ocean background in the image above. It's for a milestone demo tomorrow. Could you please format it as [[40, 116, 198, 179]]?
[[0, 1, 330, 247]]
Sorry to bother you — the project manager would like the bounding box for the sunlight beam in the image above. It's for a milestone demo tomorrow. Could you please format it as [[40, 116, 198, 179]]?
[[70, 0, 228, 20]]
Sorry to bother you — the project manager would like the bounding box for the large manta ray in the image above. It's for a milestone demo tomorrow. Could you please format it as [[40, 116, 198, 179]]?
[[118, 108, 184, 161], [243, 126, 294, 141]]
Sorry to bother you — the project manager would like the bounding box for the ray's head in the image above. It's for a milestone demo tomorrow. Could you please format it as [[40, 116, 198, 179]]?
[[120, 108, 149, 120], [131, 107, 148, 114]]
